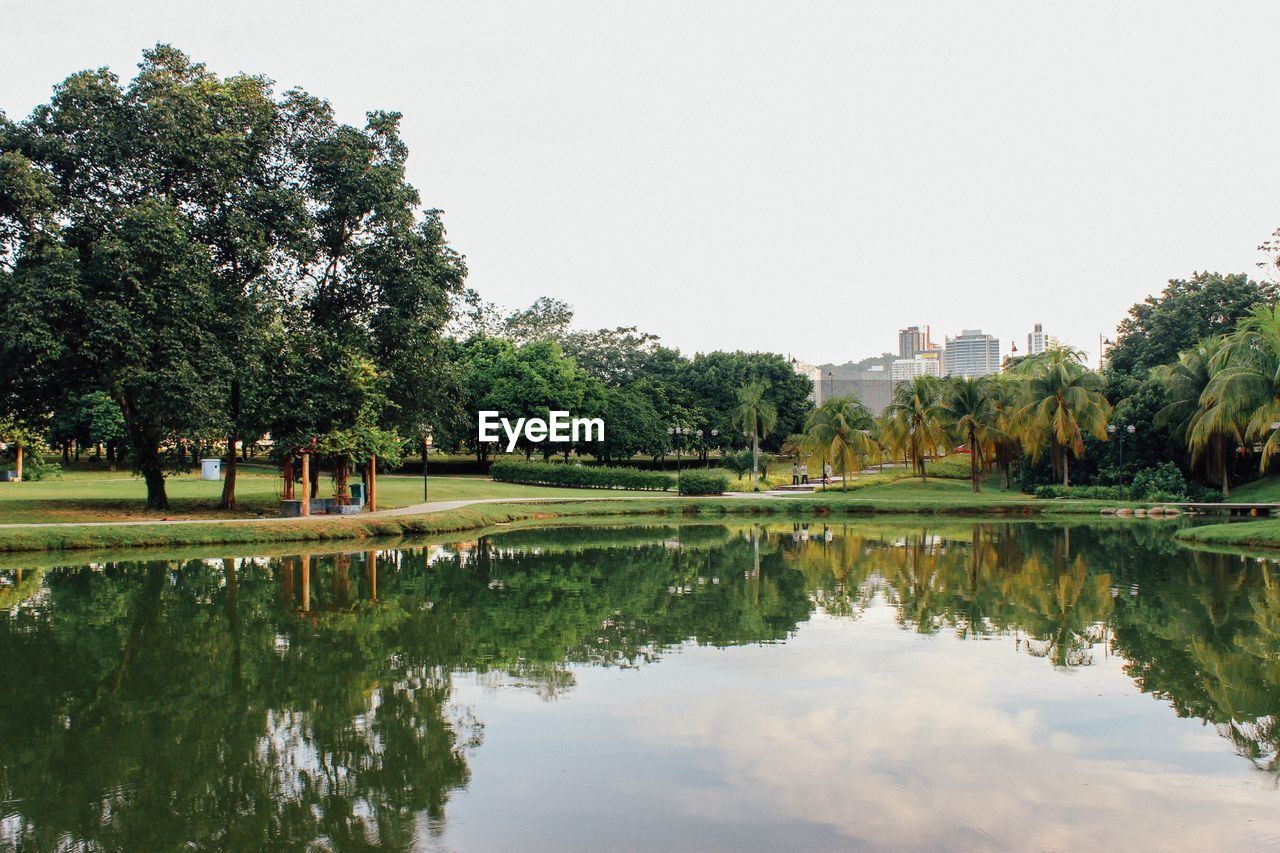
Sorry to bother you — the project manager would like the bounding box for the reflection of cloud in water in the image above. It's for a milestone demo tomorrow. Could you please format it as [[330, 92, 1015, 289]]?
[[618, 608, 1280, 851]]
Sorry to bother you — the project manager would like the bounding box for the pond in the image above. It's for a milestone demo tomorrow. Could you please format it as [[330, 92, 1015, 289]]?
[[2, 520, 1279, 850]]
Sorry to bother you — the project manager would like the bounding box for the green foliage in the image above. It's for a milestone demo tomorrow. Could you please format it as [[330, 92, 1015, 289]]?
[[720, 450, 754, 479], [1034, 484, 1126, 500], [1106, 272, 1278, 379], [677, 469, 731, 495], [1130, 461, 1190, 501], [490, 460, 674, 491]]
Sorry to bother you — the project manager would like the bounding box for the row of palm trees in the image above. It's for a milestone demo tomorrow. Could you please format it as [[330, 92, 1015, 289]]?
[[794, 347, 1113, 492], [1156, 305, 1280, 497]]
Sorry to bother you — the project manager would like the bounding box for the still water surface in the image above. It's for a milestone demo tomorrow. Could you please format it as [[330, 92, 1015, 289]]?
[[2, 521, 1280, 850]]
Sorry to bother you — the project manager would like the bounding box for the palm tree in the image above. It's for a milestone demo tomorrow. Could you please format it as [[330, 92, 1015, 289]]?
[[736, 380, 777, 491], [986, 377, 1024, 490], [1200, 305, 1280, 479], [940, 377, 1000, 493], [1013, 347, 1111, 487], [886, 375, 948, 481], [1154, 336, 1242, 497], [801, 397, 881, 491]]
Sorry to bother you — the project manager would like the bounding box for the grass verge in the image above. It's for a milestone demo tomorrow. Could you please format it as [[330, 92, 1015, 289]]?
[[0, 485, 1148, 555], [1173, 519, 1280, 552]]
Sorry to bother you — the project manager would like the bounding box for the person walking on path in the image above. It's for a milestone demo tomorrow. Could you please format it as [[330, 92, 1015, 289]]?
[[823, 462, 832, 485], [791, 462, 800, 486], [800, 462, 809, 485]]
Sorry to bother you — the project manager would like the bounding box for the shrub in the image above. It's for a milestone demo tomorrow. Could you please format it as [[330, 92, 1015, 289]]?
[[489, 460, 673, 491], [924, 454, 973, 480], [678, 469, 731, 495], [1130, 462, 1189, 502], [1034, 484, 1126, 500]]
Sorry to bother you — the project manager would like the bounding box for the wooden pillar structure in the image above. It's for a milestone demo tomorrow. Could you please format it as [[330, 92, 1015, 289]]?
[[300, 452, 310, 517], [367, 454, 377, 512], [14, 444, 22, 483]]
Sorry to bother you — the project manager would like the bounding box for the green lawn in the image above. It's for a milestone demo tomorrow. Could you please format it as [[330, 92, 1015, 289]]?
[[844, 477, 1029, 502], [1221, 476, 1280, 502], [0, 466, 659, 524]]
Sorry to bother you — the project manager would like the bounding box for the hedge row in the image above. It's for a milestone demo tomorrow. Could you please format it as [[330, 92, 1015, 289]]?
[[489, 460, 674, 491], [678, 469, 731, 495]]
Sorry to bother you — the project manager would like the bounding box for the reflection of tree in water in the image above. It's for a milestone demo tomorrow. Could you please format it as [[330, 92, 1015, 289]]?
[[5, 520, 1280, 846], [0, 557, 477, 849], [1109, 548, 1280, 778], [0, 525, 813, 847]]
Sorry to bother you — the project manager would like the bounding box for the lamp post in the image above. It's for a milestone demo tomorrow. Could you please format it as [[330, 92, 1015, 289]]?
[[667, 425, 691, 491], [1108, 423, 1134, 482]]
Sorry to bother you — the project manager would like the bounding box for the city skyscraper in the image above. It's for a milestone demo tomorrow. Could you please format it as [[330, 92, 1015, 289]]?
[[897, 325, 932, 359], [1026, 322, 1058, 355], [943, 330, 1001, 378]]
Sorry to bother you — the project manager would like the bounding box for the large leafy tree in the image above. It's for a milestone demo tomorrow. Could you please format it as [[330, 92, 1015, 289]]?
[[2, 47, 464, 509], [1106, 272, 1277, 380]]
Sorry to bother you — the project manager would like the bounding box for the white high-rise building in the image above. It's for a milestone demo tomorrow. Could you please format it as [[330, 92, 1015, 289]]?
[[791, 359, 823, 404], [1027, 323, 1059, 355], [943, 330, 1001, 378], [891, 350, 942, 384]]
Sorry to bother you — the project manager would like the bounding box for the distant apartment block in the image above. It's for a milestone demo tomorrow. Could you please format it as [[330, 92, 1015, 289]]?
[[897, 325, 933, 359], [791, 359, 824, 405], [828, 367, 892, 414], [1026, 323, 1058, 355], [943, 329, 1001, 378], [890, 349, 942, 384]]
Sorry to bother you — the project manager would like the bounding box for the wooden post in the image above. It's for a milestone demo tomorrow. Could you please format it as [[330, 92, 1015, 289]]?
[[14, 443, 22, 483], [283, 457, 295, 501], [368, 453, 377, 512], [300, 453, 310, 516]]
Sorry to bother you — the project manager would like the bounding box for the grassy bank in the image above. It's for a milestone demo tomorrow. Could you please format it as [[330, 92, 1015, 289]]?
[[0, 468, 657, 524], [0, 480, 1148, 554], [1173, 519, 1280, 551]]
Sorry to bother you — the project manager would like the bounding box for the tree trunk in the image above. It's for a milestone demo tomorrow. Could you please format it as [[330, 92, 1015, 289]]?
[[1221, 442, 1230, 499], [751, 430, 759, 491], [309, 458, 319, 499], [333, 457, 350, 504], [970, 427, 981, 493], [1062, 453, 1069, 488], [219, 380, 240, 509], [141, 452, 167, 510], [62, 442, 70, 465], [283, 457, 295, 501], [116, 394, 168, 509]]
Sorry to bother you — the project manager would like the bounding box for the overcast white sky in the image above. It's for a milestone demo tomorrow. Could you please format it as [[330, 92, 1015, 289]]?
[[5, 1, 1278, 365]]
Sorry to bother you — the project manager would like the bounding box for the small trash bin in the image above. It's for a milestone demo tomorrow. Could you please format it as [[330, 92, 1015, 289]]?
[[348, 483, 365, 507], [201, 458, 222, 481]]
